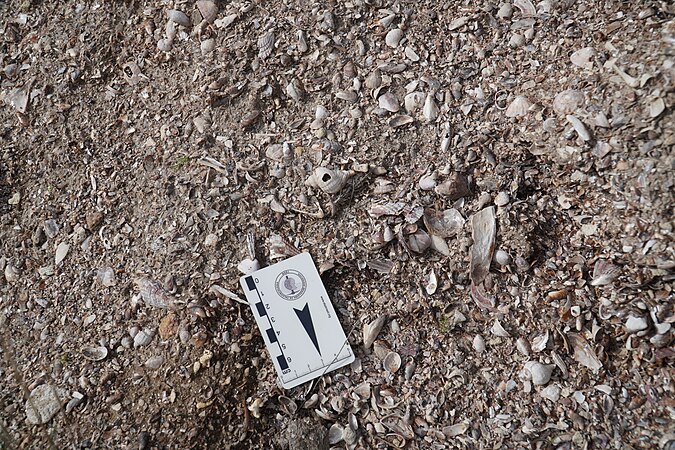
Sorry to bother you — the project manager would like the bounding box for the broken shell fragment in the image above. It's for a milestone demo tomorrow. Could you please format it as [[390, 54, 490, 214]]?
[[81, 346, 108, 361], [167, 9, 190, 27], [305, 167, 350, 194], [491, 319, 510, 337], [134, 278, 177, 309], [423, 93, 439, 122], [363, 316, 387, 349], [385, 28, 403, 48], [425, 270, 438, 295], [590, 259, 620, 286], [434, 172, 469, 200], [524, 361, 554, 386], [568, 332, 602, 373], [388, 114, 414, 128], [566, 115, 591, 141], [383, 351, 402, 373], [570, 47, 596, 70], [258, 31, 275, 59], [237, 258, 260, 275], [469, 206, 496, 285], [648, 97, 665, 118], [408, 229, 431, 253], [418, 172, 437, 190], [423, 208, 465, 238], [378, 92, 400, 112], [196, 1, 218, 23]]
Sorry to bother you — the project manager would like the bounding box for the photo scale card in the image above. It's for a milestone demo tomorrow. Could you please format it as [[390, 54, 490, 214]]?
[[240, 252, 355, 389]]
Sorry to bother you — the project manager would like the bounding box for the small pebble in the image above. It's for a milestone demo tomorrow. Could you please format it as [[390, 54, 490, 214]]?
[[509, 33, 525, 48], [145, 356, 164, 370], [494, 192, 510, 207], [497, 3, 513, 19], [167, 10, 190, 27], [625, 316, 648, 333]]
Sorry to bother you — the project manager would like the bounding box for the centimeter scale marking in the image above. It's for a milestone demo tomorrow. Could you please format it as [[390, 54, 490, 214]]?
[[241, 253, 355, 389]]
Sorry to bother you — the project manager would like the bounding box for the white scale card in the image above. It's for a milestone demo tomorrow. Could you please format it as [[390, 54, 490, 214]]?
[[240, 252, 355, 389]]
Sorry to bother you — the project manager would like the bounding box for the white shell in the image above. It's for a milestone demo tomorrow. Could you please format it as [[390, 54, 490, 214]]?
[[570, 47, 596, 70], [649, 97, 665, 118], [566, 115, 591, 141], [55, 242, 70, 265], [382, 351, 402, 373], [378, 92, 400, 112], [363, 316, 387, 348], [257, 31, 275, 59], [423, 93, 439, 121], [418, 172, 437, 190], [514, 0, 536, 16], [82, 346, 108, 361], [524, 361, 554, 386], [404, 91, 425, 113], [505, 96, 531, 118], [491, 319, 510, 337], [473, 335, 486, 353], [553, 90, 584, 115], [134, 328, 155, 348], [145, 355, 165, 370], [167, 9, 190, 27], [425, 270, 437, 295], [238, 258, 260, 275], [306, 167, 350, 194], [385, 28, 403, 48]]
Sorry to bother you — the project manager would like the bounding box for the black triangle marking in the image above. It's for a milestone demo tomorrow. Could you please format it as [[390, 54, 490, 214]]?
[[294, 303, 321, 356]]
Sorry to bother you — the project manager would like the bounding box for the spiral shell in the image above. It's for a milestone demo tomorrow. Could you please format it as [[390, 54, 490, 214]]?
[[305, 167, 350, 194]]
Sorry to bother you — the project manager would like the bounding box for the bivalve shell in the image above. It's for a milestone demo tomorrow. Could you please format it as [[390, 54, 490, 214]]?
[[383, 351, 402, 373], [81, 346, 108, 361], [505, 96, 531, 118]]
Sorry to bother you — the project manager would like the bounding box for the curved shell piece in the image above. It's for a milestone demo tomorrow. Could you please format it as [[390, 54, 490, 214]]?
[[306, 167, 350, 194]]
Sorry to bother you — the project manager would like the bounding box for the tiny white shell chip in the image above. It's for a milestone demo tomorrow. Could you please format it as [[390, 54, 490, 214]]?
[[55, 242, 70, 265], [491, 319, 510, 337], [473, 335, 486, 353]]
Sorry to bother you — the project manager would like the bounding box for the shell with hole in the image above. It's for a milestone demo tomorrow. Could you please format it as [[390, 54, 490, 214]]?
[[305, 167, 351, 194]]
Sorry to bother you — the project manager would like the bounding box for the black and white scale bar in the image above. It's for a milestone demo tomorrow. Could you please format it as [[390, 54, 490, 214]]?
[[244, 275, 287, 364]]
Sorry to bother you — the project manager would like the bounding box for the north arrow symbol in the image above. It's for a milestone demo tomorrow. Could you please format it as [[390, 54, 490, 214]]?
[[294, 303, 321, 356]]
